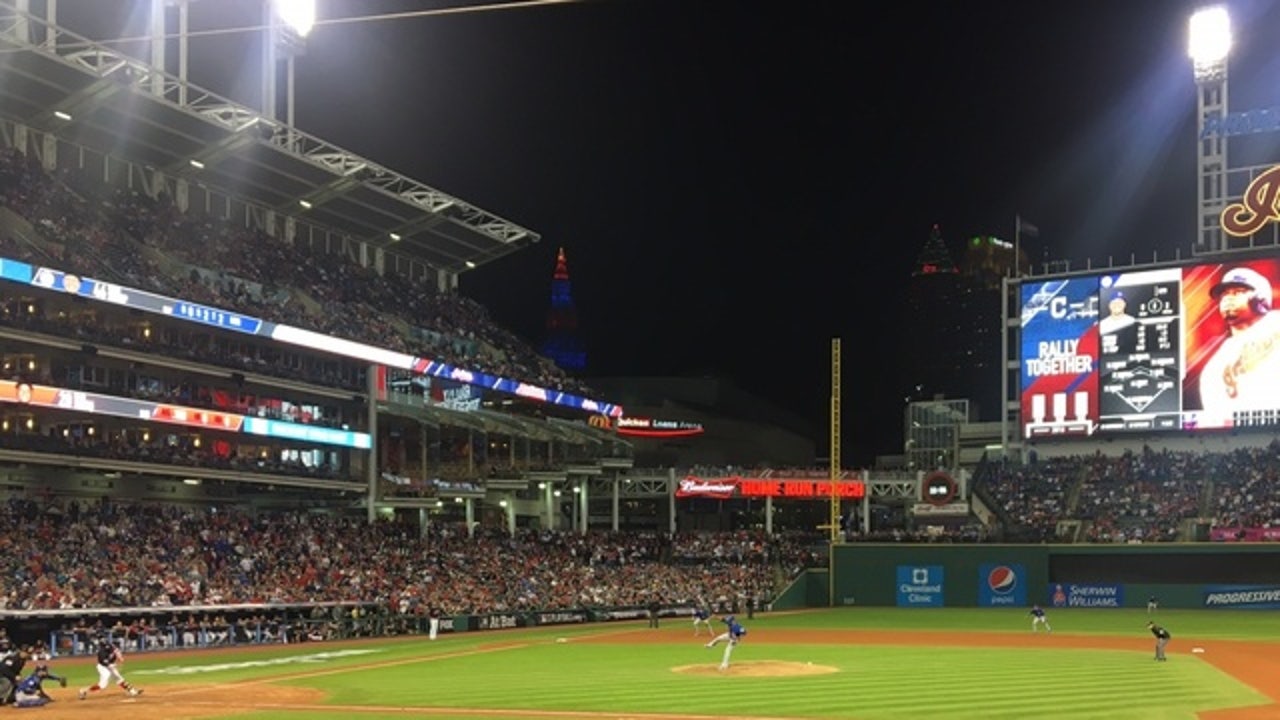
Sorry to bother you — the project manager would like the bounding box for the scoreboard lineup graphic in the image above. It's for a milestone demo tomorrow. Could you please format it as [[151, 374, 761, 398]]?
[[1019, 256, 1280, 439]]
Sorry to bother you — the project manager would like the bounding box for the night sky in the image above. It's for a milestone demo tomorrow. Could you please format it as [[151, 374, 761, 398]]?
[[56, 0, 1280, 466]]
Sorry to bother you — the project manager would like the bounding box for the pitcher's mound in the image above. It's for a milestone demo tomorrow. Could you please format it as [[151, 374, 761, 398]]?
[[673, 660, 838, 677]]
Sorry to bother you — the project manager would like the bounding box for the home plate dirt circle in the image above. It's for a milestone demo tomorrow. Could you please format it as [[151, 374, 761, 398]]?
[[673, 660, 838, 677]]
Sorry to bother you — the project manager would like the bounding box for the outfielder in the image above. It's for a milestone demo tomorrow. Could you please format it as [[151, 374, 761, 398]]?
[[705, 615, 747, 671], [78, 639, 142, 700], [1029, 605, 1052, 633]]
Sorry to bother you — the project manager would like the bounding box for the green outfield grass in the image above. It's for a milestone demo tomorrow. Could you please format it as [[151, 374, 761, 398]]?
[[105, 608, 1279, 719]]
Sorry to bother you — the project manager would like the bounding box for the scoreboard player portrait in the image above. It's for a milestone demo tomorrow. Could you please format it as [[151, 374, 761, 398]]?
[[1183, 262, 1280, 427], [1098, 290, 1136, 336]]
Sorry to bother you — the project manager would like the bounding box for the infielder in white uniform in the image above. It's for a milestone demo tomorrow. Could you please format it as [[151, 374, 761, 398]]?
[[1199, 267, 1280, 419], [78, 639, 141, 700], [428, 606, 441, 640]]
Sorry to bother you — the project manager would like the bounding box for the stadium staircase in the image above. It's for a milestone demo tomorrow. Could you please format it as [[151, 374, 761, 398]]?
[[0, 206, 62, 263], [968, 461, 1017, 540], [1178, 478, 1219, 541], [286, 285, 326, 318], [967, 491, 997, 527], [1057, 465, 1090, 543], [3, 180, 159, 289]]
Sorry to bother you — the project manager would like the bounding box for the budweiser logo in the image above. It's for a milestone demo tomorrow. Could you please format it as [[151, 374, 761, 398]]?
[[676, 478, 737, 497], [1223, 165, 1280, 237]]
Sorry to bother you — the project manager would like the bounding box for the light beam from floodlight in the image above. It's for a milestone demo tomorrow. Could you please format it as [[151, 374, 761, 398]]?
[[1189, 5, 1231, 80], [274, 0, 316, 37]]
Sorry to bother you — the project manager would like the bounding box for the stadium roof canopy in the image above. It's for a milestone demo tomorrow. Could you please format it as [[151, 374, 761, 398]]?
[[0, 5, 539, 275], [377, 400, 622, 448]]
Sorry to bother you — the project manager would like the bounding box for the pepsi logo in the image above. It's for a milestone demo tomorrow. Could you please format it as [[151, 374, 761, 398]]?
[[987, 565, 1018, 595]]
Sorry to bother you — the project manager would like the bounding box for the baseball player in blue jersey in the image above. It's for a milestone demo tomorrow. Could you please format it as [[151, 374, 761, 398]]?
[[692, 607, 714, 637], [12, 669, 53, 708], [705, 615, 747, 671], [1029, 605, 1052, 633]]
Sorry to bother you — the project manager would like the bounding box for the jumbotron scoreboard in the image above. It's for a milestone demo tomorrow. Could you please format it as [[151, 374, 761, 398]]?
[[1019, 255, 1280, 438]]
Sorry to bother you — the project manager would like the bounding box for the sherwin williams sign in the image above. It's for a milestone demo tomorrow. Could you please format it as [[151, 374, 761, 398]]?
[[1203, 586, 1280, 609], [978, 564, 1026, 606], [896, 566, 944, 607], [1048, 583, 1124, 607]]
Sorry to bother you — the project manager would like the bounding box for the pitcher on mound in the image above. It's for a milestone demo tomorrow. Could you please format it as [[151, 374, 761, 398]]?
[[705, 615, 747, 671]]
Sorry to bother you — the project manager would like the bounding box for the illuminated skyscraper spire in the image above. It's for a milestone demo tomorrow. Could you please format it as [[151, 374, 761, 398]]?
[[542, 247, 586, 372], [913, 223, 958, 276]]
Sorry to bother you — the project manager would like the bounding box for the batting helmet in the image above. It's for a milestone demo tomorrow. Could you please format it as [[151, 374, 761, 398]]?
[[1211, 267, 1272, 313]]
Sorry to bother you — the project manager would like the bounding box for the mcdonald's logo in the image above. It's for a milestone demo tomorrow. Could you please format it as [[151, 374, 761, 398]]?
[[588, 415, 614, 430]]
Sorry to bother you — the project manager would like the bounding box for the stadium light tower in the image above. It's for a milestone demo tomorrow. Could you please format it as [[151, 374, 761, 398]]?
[[1189, 5, 1232, 253], [264, 0, 315, 133]]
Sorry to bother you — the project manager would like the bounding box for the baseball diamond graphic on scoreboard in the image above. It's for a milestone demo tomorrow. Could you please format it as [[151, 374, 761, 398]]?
[[1097, 270, 1183, 431]]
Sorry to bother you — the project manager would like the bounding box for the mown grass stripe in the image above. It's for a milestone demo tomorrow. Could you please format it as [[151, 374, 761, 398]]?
[[164, 608, 1277, 720]]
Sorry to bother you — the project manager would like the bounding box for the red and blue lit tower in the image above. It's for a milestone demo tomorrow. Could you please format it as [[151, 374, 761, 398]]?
[[542, 247, 587, 372]]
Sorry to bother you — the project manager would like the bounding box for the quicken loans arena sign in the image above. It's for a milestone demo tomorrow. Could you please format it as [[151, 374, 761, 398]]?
[[1222, 164, 1280, 237], [677, 475, 866, 499], [587, 415, 705, 438]]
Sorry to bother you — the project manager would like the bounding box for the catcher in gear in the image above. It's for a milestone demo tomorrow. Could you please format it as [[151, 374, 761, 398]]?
[[12, 667, 54, 707]]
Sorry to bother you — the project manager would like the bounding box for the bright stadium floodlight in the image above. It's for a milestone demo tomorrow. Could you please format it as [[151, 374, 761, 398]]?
[[274, 0, 316, 37], [1189, 5, 1231, 80]]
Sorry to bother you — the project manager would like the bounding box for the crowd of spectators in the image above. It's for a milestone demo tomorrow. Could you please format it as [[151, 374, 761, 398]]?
[[977, 444, 1280, 542], [0, 148, 598, 401], [684, 451, 1280, 545], [0, 497, 812, 616]]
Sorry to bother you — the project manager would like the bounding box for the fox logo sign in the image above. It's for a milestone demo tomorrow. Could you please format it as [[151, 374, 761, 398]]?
[[979, 563, 1027, 606]]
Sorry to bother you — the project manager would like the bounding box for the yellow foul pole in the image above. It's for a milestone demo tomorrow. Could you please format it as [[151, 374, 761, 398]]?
[[829, 338, 841, 607], [830, 338, 841, 542]]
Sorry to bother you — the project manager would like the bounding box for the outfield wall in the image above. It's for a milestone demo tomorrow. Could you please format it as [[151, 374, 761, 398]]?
[[825, 543, 1280, 609]]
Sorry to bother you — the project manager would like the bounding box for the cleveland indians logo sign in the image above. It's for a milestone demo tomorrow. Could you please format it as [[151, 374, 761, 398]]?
[[1222, 165, 1280, 237]]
